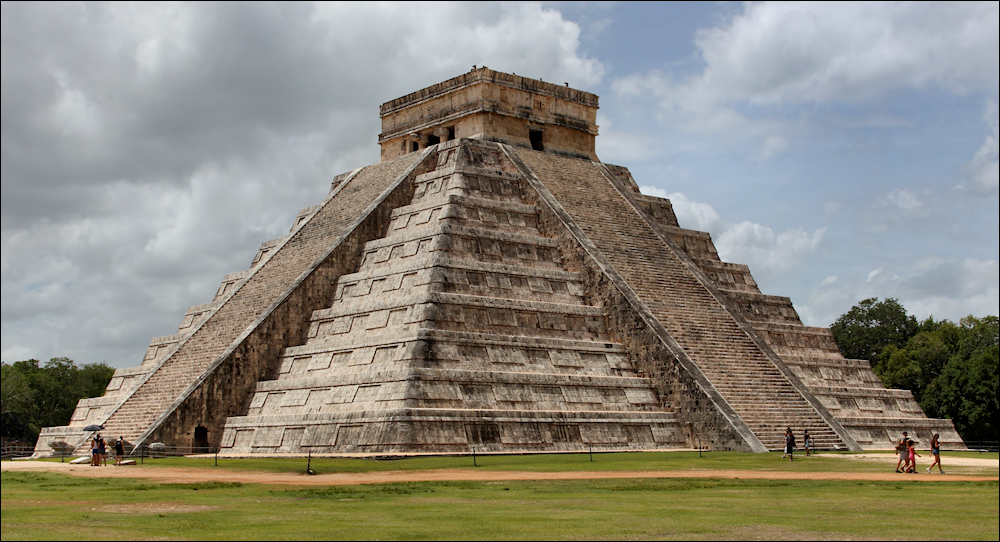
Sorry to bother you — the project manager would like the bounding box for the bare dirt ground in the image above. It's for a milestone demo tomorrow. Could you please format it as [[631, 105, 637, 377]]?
[[3, 460, 996, 486]]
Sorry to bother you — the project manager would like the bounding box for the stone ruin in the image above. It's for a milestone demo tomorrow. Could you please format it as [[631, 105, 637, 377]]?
[[36, 68, 963, 457]]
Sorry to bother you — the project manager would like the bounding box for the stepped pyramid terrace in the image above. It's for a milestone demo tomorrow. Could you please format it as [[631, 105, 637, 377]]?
[[35, 68, 963, 456]]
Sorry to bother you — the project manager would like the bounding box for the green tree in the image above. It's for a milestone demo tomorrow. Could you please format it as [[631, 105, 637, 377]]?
[[1, 363, 32, 417], [831, 302, 999, 443], [0, 358, 114, 443], [955, 315, 999, 358], [875, 327, 954, 401], [830, 298, 918, 364], [1, 363, 35, 440], [921, 344, 999, 442]]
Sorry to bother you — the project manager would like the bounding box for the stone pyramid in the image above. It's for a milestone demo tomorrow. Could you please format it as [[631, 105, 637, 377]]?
[[36, 68, 962, 456]]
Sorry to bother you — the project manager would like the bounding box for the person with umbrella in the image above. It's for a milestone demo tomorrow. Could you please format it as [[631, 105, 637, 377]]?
[[83, 425, 104, 467]]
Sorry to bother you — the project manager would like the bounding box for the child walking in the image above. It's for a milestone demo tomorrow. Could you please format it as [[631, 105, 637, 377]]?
[[906, 439, 920, 473]]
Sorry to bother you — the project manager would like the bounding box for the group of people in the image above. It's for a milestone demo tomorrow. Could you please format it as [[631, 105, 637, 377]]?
[[781, 428, 811, 461], [895, 431, 945, 474], [779, 428, 945, 474], [90, 434, 126, 466]]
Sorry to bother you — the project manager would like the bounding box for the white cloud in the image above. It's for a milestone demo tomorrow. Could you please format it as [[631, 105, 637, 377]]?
[[595, 113, 662, 162], [310, 3, 604, 87], [692, 2, 997, 104], [637, 187, 826, 281], [879, 189, 923, 213], [798, 257, 999, 327], [823, 200, 843, 215], [966, 100, 999, 193], [0, 2, 604, 366], [613, 2, 999, 143], [754, 135, 788, 162], [49, 74, 103, 140], [716, 222, 826, 277], [640, 189, 722, 233]]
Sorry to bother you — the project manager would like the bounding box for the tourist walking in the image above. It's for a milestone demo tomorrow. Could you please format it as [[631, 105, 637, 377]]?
[[906, 439, 920, 473], [895, 431, 909, 472], [90, 436, 100, 467], [114, 437, 125, 466], [782, 427, 795, 461], [927, 433, 944, 474], [803, 430, 811, 456]]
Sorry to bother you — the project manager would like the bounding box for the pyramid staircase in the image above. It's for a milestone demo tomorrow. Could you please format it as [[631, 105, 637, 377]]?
[[578, 159, 960, 450], [509, 148, 855, 451]]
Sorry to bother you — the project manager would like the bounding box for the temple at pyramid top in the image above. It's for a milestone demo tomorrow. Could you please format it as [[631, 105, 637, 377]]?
[[379, 67, 599, 161]]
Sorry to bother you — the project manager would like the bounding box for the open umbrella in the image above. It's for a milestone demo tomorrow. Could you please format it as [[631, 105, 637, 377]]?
[[83, 424, 104, 432]]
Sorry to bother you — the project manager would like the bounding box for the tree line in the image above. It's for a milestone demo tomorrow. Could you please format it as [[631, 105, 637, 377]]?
[[830, 298, 998, 443], [1, 357, 114, 444]]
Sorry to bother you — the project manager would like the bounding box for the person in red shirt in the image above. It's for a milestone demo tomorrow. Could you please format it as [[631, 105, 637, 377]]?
[[906, 439, 920, 473]]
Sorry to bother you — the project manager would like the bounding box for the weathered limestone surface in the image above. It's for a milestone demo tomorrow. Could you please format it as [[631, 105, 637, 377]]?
[[37, 69, 963, 456], [218, 140, 684, 454], [379, 68, 599, 162]]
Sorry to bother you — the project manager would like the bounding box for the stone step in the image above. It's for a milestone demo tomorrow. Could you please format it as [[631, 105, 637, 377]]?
[[336, 255, 582, 289]]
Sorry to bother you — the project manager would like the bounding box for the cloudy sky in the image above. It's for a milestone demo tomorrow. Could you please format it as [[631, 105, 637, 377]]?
[[2, 2, 998, 368]]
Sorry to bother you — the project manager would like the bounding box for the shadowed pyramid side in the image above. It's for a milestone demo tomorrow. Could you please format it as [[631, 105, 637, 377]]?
[[33, 152, 432, 456]]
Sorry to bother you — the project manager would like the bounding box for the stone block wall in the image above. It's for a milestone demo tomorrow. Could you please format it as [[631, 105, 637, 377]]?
[[379, 68, 599, 161]]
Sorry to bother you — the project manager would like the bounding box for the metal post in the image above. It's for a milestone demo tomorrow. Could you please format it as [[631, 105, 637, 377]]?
[[698, 439, 702, 458], [472, 446, 477, 467], [589, 445, 593, 462], [140, 445, 144, 465], [215, 448, 218, 467], [306, 450, 312, 474]]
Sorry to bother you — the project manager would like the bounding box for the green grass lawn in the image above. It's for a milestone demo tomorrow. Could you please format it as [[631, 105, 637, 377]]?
[[38, 450, 994, 477], [2, 470, 996, 540]]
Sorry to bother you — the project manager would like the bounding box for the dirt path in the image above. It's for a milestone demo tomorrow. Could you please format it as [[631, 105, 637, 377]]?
[[3, 460, 995, 486]]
